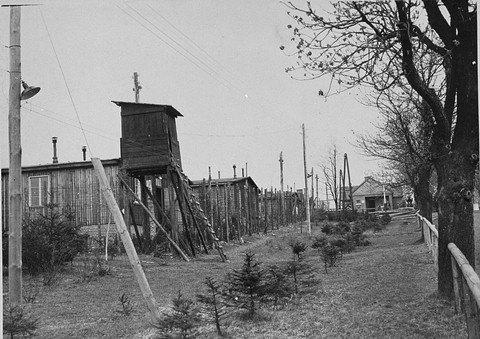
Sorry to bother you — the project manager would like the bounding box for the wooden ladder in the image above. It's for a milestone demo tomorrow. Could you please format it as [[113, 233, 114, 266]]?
[[169, 159, 228, 262]]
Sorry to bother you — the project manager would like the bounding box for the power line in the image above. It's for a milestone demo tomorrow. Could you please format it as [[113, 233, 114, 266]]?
[[145, 3, 250, 90], [39, 8, 93, 155], [24, 102, 115, 136], [117, 3, 304, 137], [23, 107, 119, 142], [116, 4, 245, 97], [127, 3, 247, 96]]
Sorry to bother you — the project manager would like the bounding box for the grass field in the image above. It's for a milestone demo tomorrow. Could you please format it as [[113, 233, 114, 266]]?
[[3, 218, 467, 338]]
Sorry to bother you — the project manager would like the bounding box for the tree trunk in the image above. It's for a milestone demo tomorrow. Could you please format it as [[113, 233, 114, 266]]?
[[435, 21, 478, 299], [436, 152, 476, 298]]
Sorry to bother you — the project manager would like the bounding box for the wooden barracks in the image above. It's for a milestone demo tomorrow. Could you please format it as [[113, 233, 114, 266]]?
[[1, 101, 261, 248]]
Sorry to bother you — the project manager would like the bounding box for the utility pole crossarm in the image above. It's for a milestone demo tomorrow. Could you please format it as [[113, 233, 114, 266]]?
[[133, 72, 141, 103]]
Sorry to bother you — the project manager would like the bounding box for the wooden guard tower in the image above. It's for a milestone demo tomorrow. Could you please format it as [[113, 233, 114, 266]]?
[[113, 101, 226, 262], [114, 101, 183, 176]]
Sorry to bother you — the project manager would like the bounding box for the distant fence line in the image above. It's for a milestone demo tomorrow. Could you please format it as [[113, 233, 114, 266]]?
[[416, 212, 480, 337], [198, 185, 306, 243], [13, 182, 312, 244]]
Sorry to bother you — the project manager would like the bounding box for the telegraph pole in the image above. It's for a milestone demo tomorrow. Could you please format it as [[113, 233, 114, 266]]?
[[133, 72, 142, 103], [8, 5, 22, 305], [310, 167, 314, 205], [315, 174, 319, 208], [302, 124, 311, 234], [279, 152, 285, 224]]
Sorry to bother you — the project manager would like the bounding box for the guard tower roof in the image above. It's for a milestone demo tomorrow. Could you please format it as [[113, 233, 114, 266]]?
[[111, 101, 183, 118]]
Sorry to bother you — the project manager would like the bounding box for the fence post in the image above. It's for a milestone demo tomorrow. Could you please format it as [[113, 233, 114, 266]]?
[[432, 233, 438, 267], [451, 256, 464, 313], [463, 275, 480, 338]]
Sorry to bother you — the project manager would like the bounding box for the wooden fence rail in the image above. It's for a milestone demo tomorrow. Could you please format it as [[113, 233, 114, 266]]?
[[416, 212, 438, 267], [416, 212, 480, 337]]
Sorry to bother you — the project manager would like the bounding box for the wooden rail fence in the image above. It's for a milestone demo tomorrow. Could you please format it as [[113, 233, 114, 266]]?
[[416, 212, 480, 337]]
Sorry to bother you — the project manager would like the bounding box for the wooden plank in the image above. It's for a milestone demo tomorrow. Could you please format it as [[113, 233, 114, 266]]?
[[119, 174, 190, 262], [92, 158, 161, 321]]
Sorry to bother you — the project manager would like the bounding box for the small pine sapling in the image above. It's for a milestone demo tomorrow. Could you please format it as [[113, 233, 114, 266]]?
[[311, 235, 328, 254], [322, 244, 341, 273], [288, 239, 308, 261], [155, 291, 201, 338], [284, 260, 318, 294], [117, 292, 134, 316], [3, 305, 39, 338], [262, 264, 293, 303], [225, 251, 265, 317], [197, 277, 227, 336]]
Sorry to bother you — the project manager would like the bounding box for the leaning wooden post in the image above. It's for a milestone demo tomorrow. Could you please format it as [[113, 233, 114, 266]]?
[[119, 174, 190, 261], [92, 158, 161, 321]]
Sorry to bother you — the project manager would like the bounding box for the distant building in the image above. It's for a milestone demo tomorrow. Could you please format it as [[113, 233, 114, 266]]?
[[352, 176, 404, 212]]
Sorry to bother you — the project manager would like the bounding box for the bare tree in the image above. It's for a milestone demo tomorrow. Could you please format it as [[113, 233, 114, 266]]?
[[283, 1, 478, 298], [358, 86, 435, 224], [322, 144, 339, 211]]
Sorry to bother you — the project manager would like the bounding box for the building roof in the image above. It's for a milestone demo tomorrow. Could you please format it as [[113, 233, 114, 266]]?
[[112, 101, 183, 118], [352, 176, 403, 198], [1, 158, 121, 175], [190, 176, 259, 191]]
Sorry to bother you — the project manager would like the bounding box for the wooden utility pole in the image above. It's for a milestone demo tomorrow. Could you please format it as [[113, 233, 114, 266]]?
[[340, 169, 345, 211], [302, 124, 311, 234], [344, 153, 355, 211], [133, 72, 141, 103], [8, 5, 22, 305], [279, 152, 285, 225], [315, 174, 319, 208], [310, 167, 314, 209], [92, 158, 161, 321]]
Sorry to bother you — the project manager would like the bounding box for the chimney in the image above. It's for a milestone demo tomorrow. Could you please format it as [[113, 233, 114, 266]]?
[[242, 168, 245, 177], [245, 162, 248, 176], [82, 146, 87, 161], [233, 164, 237, 178], [52, 136, 58, 164]]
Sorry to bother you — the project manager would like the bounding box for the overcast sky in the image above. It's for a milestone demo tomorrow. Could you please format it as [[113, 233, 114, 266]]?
[[0, 0, 382, 197]]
